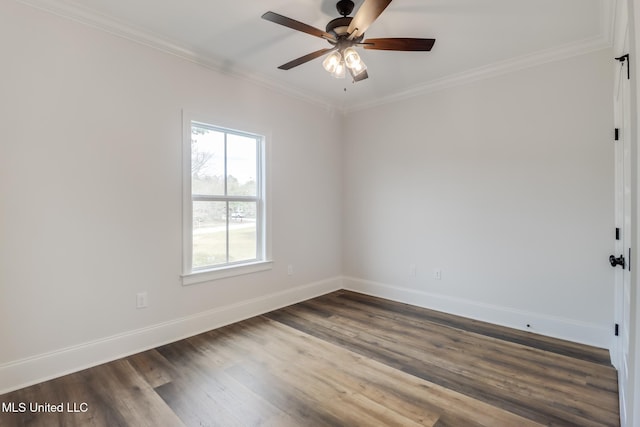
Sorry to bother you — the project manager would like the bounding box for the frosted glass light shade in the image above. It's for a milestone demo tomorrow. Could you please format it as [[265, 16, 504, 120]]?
[[322, 51, 342, 73], [332, 60, 346, 79], [343, 47, 361, 69]]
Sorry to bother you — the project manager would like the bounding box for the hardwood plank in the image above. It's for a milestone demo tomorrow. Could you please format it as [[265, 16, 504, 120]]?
[[79, 359, 186, 427], [225, 362, 347, 427], [127, 350, 174, 389], [153, 338, 291, 427]]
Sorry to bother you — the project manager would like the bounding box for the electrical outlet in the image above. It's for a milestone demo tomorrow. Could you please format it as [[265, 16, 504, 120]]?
[[434, 269, 442, 280], [409, 264, 416, 277], [287, 265, 294, 276], [136, 292, 148, 309]]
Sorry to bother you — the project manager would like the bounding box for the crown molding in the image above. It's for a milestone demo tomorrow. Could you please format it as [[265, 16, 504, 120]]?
[[14, 0, 340, 114], [344, 0, 615, 114], [343, 35, 613, 114], [343, 0, 614, 114]]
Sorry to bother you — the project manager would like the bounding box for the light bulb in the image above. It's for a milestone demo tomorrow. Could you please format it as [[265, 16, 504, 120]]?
[[343, 47, 361, 70], [323, 51, 342, 73], [332, 60, 346, 79], [352, 61, 364, 72], [350, 59, 367, 77]]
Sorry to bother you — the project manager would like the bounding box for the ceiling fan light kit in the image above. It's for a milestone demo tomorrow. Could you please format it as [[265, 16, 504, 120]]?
[[323, 47, 367, 79], [262, 0, 435, 83]]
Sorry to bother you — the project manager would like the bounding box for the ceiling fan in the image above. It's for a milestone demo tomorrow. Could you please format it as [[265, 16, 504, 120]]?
[[262, 0, 435, 82]]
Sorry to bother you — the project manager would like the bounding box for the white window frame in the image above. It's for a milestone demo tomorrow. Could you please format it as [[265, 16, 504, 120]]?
[[181, 111, 271, 285]]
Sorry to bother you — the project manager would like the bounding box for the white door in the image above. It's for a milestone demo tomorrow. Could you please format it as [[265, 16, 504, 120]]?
[[613, 31, 632, 425]]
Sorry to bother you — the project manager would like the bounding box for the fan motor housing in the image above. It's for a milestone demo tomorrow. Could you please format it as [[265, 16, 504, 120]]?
[[326, 17, 352, 37], [326, 17, 364, 45]]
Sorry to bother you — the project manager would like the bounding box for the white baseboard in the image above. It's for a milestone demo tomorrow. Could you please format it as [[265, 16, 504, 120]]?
[[0, 277, 342, 395], [343, 276, 612, 350], [619, 374, 628, 427]]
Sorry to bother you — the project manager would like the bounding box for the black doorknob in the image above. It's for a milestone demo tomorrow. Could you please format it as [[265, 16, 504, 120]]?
[[610, 254, 626, 269]]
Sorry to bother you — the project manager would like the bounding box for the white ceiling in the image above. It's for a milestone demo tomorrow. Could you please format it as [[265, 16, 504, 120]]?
[[21, 0, 613, 111]]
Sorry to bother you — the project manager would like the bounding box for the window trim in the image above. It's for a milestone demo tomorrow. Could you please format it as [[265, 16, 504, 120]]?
[[181, 110, 271, 285], [181, 260, 274, 286]]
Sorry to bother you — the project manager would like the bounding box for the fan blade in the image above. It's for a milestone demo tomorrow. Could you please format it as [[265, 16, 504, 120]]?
[[262, 11, 336, 41], [362, 38, 436, 51], [278, 48, 336, 70], [347, 0, 392, 39]]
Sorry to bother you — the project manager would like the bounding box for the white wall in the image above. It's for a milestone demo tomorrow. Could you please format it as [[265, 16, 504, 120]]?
[[343, 49, 615, 347], [0, 1, 343, 392]]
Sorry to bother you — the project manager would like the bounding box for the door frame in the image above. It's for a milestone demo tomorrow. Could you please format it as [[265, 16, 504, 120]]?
[[614, 1, 640, 426], [612, 17, 632, 420]]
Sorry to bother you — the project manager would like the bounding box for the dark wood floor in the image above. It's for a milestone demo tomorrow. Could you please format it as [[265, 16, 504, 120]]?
[[0, 290, 619, 426]]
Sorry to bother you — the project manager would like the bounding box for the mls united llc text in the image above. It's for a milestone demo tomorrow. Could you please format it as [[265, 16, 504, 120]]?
[[2, 402, 89, 413]]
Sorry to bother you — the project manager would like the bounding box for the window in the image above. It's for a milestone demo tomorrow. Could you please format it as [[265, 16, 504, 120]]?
[[182, 115, 270, 284]]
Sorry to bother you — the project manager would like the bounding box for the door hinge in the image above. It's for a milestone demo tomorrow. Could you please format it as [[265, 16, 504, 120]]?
[[615, 323, 619, 336], [615, 128, 619, 141], [616, 228, 620, 240], [616, 54, 630, 80]]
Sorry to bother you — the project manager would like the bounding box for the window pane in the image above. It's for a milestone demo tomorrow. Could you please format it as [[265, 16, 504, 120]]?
[[191, 124, 225, 196], [229, 201, 257, 262], [192, 201, 227, 268], [227, 134, 257, 197]]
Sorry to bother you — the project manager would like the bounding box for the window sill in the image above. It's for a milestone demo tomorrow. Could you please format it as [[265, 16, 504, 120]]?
[[181, 260, 273, 286]]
